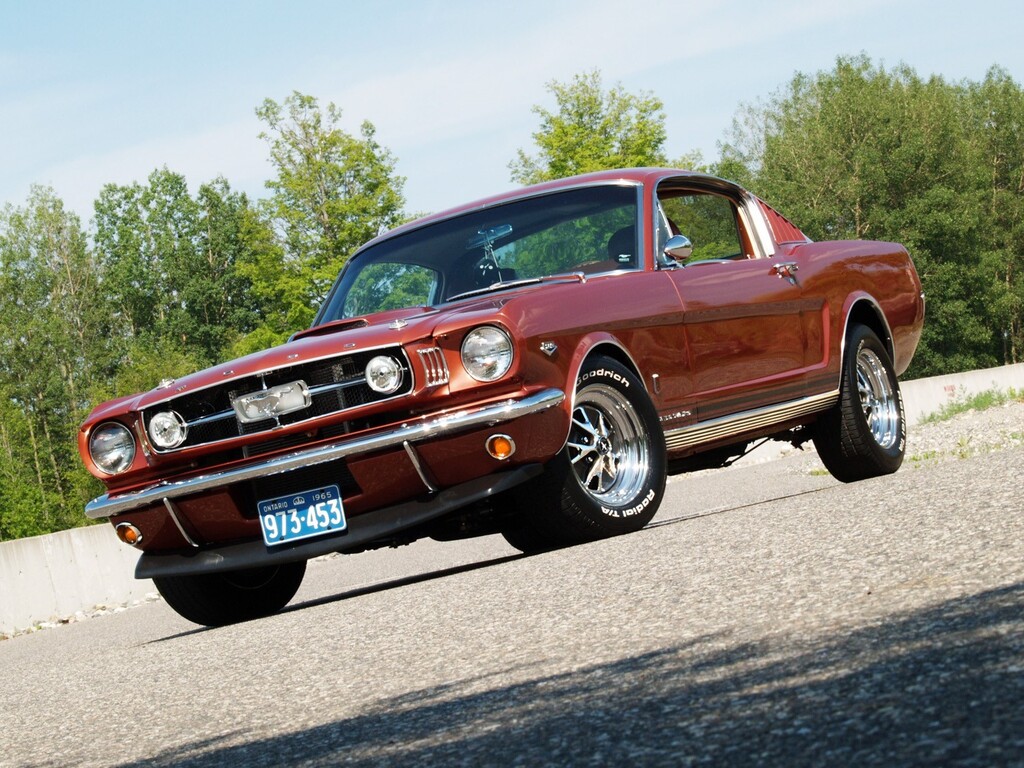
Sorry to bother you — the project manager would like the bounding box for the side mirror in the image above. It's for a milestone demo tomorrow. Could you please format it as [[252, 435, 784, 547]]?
[[664, 234, 693, 264]]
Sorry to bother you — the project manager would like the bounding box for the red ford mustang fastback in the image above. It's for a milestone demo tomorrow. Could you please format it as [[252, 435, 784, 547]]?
[[79, 168, 925, 625]]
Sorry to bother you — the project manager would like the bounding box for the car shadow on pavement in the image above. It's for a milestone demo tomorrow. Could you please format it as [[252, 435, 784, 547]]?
[[150, 487, 835, 643], [284, 553, 527, 614], [126, 578, 1024, 766], [148, 553, 528, 643], [647, 485, 836, 530]]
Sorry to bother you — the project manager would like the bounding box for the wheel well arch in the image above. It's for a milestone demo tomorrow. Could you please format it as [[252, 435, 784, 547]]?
[[583, 342, 643, 381], [550, 336, 648, 453], [564, 336, 647, 408], [843, 297, 896, 364]]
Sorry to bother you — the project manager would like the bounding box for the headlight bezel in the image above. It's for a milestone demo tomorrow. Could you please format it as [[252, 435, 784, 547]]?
[[147, 410, 188, 450], [88, 422, 137, 475], [365, 355, 405, 394], [461, 325, 515, 382]]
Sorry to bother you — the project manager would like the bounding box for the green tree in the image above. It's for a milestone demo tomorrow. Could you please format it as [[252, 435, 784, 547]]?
[[510, 71, 668, 184], [0, 188, 106, 538], [966, 67, 1024, 364], [93, 169, 261, 369], [174, 179, 262, 361], [243, 91, 406, 348]]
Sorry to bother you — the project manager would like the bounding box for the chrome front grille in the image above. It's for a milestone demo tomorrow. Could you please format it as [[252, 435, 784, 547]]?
[[418, 347, 450, 386], [141, 347, 413, 453]]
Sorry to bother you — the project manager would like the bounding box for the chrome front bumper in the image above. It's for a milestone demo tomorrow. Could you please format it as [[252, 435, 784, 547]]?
[[134, 464, 545, 578], [86, 388, 565, 519]]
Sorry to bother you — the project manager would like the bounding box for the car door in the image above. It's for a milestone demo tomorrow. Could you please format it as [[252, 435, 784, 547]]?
[[658, 187, 810, 422]]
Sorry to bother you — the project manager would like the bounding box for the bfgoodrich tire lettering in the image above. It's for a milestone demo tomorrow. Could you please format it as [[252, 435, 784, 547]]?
[[153, 560, 306, 627], [813, 324, 906, 483], [501, 356, 666, 553]]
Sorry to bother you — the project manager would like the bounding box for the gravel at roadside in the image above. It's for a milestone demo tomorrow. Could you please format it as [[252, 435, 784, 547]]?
[[903, 400, 1024, 459]]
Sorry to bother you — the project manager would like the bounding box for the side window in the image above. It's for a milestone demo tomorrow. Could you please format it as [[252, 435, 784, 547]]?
[[343, 263, 438, 317], [659, 191, 750, 263]]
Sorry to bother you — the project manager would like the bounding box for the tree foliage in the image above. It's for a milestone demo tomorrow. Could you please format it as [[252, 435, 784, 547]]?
[[510, 71, 668, 184], [968, 68, 1024, 366], [0, 189, 106, 537], [93, 169, 263, 368], [239, 92, 406, 350]]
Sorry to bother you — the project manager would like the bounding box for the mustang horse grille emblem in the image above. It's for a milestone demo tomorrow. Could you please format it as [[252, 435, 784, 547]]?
[[231, 380, 311, 425]]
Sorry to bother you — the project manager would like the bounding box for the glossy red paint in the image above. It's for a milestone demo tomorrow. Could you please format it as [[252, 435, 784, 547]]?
[[78, 168, 924, 579]]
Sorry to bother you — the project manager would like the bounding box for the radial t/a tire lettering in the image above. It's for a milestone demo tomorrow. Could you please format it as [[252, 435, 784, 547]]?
[[501, 356, 666, 553], [813, 324, 906, 483]]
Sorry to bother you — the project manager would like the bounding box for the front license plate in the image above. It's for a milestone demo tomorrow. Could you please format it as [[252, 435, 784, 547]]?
[[258, 485, 347, 547]]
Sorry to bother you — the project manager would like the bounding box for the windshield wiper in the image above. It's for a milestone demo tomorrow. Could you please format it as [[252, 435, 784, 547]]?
[[446, 278, 543, 302], [445, 273, 587, 303]]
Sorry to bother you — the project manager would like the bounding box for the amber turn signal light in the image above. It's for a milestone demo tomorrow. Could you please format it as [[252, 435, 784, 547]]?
[[115, 522, 143, 547], [485, 434, 516, 460]]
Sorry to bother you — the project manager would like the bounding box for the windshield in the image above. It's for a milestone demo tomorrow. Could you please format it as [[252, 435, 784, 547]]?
[[317, 184, 640, 322]]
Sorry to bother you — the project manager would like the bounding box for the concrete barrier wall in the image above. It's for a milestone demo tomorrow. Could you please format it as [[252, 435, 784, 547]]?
[[2, 362, 1022, 635], [1, 524, 154, 635], [900, 361, 1024, 425]]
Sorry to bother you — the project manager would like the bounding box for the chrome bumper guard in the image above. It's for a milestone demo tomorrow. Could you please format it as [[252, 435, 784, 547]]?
[[135, 464, 544, 579], [86, 388, 565, 519]]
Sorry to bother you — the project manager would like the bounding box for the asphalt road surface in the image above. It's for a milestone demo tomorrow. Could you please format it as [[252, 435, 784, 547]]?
[[2, 442, 1023, 767]]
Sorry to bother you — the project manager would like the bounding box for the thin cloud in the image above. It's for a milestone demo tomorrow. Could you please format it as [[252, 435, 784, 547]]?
[[32, 118, 269, 222], [0, 0, 990, 221], [323, 0, 890, 150]]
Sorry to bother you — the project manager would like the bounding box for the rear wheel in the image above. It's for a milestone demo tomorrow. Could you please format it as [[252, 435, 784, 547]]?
[[501, 356, 666, 553], [153, 560, 306, 627], [813, 324, 906, 483]]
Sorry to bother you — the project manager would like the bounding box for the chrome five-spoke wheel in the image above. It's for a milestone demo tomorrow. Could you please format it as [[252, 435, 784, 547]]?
[[568, 384, 650, 504], [813, 323, 906, 483], [498, 356, 666, 553], [856, 347, 899, 449]]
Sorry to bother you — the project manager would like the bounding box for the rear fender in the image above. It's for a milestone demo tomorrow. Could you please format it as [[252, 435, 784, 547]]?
[[839, 292, 896, 374]]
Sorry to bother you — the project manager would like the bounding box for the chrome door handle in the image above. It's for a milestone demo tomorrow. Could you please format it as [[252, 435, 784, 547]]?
[[771, 262, 799, 284]]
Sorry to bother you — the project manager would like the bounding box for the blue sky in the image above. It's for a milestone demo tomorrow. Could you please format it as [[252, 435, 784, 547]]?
[[2, 0, 1022, 222]]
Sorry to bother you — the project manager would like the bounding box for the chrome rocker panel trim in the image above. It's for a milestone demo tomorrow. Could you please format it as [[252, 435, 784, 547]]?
[[664, 389, 840, 452], [86, 388, 565, 520]]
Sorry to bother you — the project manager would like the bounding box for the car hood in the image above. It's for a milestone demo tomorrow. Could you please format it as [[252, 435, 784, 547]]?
[[87, 298, 517, 422]]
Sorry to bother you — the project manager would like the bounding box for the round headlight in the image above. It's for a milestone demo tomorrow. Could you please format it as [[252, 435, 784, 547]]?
[[365, 355, 404, 394], [148, 411, 187, 450], [461, 326, 514, 382], [89, 422, 137, 475]]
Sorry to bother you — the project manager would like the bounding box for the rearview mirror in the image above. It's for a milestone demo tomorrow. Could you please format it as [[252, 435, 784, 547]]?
[[466, 224, 513, 250]]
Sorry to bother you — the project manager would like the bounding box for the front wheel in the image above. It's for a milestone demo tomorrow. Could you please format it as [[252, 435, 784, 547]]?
[[813, 324, 906, 483], [153, 561, 306, 627], [501, 356, 666, 553]]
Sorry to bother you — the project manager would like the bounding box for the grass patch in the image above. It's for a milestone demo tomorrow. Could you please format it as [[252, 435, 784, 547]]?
[[955, 435, 973, 459], [919, 386, 1021, 424]]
